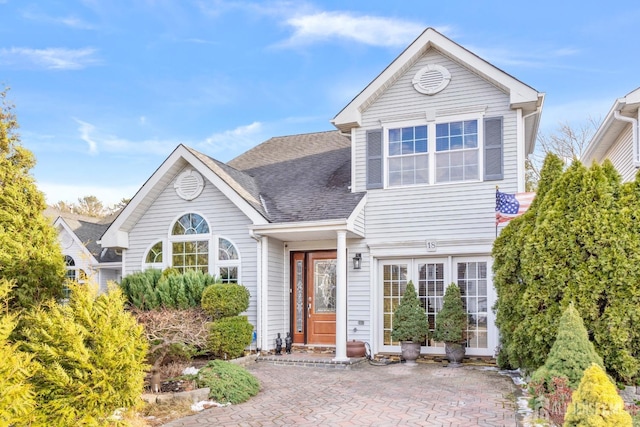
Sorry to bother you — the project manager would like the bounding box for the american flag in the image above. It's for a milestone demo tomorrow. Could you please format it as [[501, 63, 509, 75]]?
[[495, 190, 535, 224]]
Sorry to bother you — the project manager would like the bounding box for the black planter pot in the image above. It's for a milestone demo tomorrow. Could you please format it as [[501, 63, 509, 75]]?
[[444, 342, 465, 366]]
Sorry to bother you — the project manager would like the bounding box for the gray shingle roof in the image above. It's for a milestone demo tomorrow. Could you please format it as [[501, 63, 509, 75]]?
[[230, 130, 365, 222], [194, 130, 365, 223]]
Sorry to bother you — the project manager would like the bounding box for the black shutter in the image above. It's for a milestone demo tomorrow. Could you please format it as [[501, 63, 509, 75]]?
[[366, 129, 383, 189], [484, 117, 503, 181]]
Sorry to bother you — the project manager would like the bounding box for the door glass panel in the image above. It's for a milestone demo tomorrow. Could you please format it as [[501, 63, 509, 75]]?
[[382, 264, 408, 345], [419, 263, 445, 348], [314, 260, 336, 313], [457, 261, 488, 349], [296, 260, 304, 333]]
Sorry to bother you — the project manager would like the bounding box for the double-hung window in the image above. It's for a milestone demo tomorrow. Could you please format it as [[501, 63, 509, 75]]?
[[385, 117, 482, 187]]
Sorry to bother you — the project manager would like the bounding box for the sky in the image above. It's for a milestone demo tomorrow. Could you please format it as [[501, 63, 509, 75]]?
[[1, 1, 640, 207]]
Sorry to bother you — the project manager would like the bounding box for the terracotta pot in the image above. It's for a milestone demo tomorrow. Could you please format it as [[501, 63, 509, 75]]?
[[444, 342, 465, 366], [400, 341, 421, 365], [346, 340, 366, 357]]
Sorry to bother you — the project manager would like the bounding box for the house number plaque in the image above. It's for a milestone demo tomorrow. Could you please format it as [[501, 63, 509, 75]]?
[[426, 240, 437, 252]]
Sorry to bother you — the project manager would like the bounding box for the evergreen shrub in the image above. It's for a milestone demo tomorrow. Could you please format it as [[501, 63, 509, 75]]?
[[120, 268, 216, 310], [20, 282, 148, 425], [432, 283, 467, 344], [390, 281, 428, 343], [493, 154, 640, 382], [207, 315, 253, 359], [196, 360, 259, 404], [531, 304, 604, 390], [201, 283, 250, 320], [564, 363, 632, 426], [0, 279, 35, 426]]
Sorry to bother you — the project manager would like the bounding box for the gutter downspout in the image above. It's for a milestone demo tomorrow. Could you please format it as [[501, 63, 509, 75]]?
[[614, 109, 640, 167]]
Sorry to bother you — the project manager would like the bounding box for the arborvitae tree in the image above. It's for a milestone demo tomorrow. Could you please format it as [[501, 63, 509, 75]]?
[[531, 304, 604, 389], [20, 282, 148, 425], [0, 279, 35, 425], [493, 154, 564, 368], [432, 283, 467, 344], [563, 363, 632, 427], [493, 156, 640, 382], [0, 89, 66, 309], [390, 281, 429, 343]]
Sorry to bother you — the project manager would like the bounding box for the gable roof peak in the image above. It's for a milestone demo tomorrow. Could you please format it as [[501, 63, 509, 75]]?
[[332, 27, 543, 133]]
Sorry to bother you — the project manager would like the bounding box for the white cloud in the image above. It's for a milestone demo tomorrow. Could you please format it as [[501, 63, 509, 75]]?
[[200, 121, 264, 154], [469, 45, 581, 69], [280, 12, 427, 47], [0, 47, 100, 70], [22, 10, 95, 29], [73, 118, 181, 156]]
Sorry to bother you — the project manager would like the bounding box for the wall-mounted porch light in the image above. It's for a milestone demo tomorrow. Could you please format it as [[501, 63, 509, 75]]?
[[352, 253, 362, 270]]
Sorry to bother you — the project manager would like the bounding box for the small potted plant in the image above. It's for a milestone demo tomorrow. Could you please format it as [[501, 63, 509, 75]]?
[[391, 281, 429, 365], [433, 283, 467, 366]]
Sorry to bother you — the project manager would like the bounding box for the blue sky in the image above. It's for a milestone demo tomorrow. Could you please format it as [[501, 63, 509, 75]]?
[[1, 1, 640, 206]]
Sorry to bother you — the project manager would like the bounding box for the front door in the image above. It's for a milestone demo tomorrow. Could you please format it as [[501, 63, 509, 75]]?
[[291, 251, 337, 345]]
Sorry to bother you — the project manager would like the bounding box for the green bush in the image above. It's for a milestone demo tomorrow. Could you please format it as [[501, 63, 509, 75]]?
[[120, 268, 216, 310], [531, 304, 604, 390], [201, 283, 250, 320], [390, 281, 428, 343], [20, 282, 148, 425], [493, 155, 640, 382], [207, 316, 253, 359], [564, 364, 632, 426], [196, 360, 259, 404], [0, 279, 35, 426], [432, 283, 467, 344]]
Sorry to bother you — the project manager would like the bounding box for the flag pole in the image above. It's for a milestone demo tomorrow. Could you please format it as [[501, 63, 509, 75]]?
[[495, 186, 499, 238]]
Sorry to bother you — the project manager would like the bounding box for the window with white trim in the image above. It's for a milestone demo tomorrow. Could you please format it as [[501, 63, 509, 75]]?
[[384, 116, 486, 187], [63, 255, 86, 300], [161, 213, 241, 281]]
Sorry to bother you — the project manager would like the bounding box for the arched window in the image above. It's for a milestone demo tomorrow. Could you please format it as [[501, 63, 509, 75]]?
[[218, 237, 239, 283], [143, 241, 163, 270], [171, 213, 210, 273], [63, 255, 87, 300]]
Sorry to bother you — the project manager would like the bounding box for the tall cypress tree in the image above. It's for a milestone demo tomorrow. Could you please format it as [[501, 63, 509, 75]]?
[[493, 153, 564, 368], [0, 89, 65, 309]]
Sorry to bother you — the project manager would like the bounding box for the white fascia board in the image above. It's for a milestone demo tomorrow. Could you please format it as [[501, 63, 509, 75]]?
[[181, 150, 268, 225], [252, 218, 349, 234], [101, 144, 268, 248], [346, 194, 367, 232], [332, 28, 542, 132]]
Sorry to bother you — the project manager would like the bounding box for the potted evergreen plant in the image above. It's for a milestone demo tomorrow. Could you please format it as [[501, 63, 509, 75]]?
[[433, 283, 467, 366], [391, 281, 429, 365]]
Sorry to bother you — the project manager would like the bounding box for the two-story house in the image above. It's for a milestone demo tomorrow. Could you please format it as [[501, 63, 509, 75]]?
[[100, 28, 544, 360]]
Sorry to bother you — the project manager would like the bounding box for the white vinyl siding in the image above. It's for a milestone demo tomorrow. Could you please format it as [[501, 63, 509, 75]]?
[[602, 125, 636, 182], [266, 237, 286, 345], [126, 166, 258, 327]]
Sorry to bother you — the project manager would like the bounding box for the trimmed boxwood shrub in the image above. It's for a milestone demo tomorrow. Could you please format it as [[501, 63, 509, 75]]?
[[207, 315, 253, 359], [196, 360, 259, 404], [201, 283, 250, 320]]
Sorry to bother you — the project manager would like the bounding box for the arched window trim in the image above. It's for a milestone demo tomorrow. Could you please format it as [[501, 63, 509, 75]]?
[[142, 239, 166, 271]]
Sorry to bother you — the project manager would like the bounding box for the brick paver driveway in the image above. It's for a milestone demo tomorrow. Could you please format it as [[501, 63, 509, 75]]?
[[162, 361, 520, 426]]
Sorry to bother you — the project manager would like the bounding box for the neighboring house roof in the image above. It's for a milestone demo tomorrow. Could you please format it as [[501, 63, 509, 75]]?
[[582, 87, 640, 164], [332, 27, 545, 155], [46, 208, 122, 263]]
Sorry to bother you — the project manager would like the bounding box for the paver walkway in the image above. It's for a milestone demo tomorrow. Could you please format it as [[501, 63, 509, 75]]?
[[162, 361, 520, 426]]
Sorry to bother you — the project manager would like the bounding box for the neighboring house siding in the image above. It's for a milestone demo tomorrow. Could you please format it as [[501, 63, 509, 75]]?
[[266, 237, 286, 344], [356, 49, 514, 243], [126, 168, 258, 326], [602, 125, 636, 182]]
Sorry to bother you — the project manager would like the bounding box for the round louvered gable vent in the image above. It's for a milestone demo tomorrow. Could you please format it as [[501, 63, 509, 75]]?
[[412, 64, 451, 95], [174, 169, 204, 201]]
